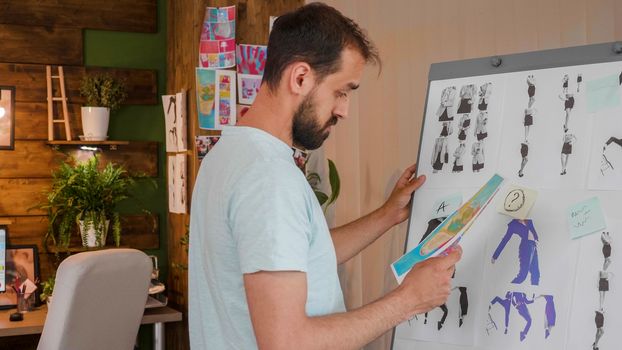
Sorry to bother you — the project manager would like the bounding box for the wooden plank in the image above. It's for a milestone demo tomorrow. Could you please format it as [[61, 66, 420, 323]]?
[[5, 214, 159, 251], [0, 141, 158, 178], [0, 140, 64, 178], [61, 141, 160, 177], [0, 179, 49, 216], [15, 102, 82, 141], [0, 0, 157, 33], [0, 24, 82, 65], [0, 63, 157, 105]]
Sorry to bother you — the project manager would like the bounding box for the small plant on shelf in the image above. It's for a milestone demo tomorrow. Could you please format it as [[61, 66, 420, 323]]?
[[79, 73, 127, 112], [40, 155, 145, 249], [79, 73, 127, 141]]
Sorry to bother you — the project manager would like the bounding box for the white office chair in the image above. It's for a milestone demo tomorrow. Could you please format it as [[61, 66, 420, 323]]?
[[37, 249, 152, 350]]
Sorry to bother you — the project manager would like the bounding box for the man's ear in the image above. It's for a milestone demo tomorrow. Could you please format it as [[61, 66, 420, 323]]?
[[288, 62, 315, 96]]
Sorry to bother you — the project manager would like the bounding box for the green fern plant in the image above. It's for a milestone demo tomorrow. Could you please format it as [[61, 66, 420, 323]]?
[[39, 155, 145, 249]]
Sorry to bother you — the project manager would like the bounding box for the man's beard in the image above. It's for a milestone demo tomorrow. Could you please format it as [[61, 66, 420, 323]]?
[[292, 93, 338, 150]]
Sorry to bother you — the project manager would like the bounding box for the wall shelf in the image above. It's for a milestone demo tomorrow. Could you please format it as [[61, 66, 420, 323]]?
[[47, 140, 130, 150]]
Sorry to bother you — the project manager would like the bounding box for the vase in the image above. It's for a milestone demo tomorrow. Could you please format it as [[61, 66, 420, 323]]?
[[80, 106, 110, 141], [78, 217, 110, 248]]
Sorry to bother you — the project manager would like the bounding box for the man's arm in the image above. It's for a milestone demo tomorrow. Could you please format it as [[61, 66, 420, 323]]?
[[245, 247, 462, 350], [330, 164, 425, 264]]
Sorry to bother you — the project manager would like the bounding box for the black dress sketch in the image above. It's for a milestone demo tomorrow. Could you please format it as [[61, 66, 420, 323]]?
[[559, 93, 575, 133], [452, 143, 466, 173], [472, 141, 485, 172], [562, 74, 569, 94], [474, 111, 488, 141], [518, 142, 529, 178], [602, 231, 612, 271], [560, 133, 577, 175], [458, 115, 471, 141], [478, 82, 492, 111], [598, 270, 610, 309], [457, 84, 476, 114], [437, 86, 457, 122], [594, 309, 604, 350], [523, 107, 535, 142], [526, 75, 536, 108], [577, 73, 583, 93], [432, 137, 449, 173]]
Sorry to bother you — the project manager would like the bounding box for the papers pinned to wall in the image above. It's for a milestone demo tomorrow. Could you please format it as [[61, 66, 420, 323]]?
[[195, 68, 236, 130], [199, 5, 236, 69], [162, 91, 187, 153]]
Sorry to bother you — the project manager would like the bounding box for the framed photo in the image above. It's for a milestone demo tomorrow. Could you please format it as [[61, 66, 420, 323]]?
[[0, 86, 15, 150], [0, 245, 40, 309]]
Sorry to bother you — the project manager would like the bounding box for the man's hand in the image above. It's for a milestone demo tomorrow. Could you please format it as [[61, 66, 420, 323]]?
[[396, 246, 462, 318], [380, 164, 426, 226]]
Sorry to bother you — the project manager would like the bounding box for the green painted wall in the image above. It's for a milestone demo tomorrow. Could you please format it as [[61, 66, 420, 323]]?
[[83, 1, 168, 348]]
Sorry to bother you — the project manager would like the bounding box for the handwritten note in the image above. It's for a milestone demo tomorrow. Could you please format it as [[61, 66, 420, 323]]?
[[497, 185, 538, 220], [430, 193, 463, 219], [567, 197, 607, 239]]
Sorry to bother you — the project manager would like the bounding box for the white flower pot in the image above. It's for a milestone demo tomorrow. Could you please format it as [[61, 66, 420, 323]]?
[[78, 218, 110, 248], [81, 106, 110, 141]]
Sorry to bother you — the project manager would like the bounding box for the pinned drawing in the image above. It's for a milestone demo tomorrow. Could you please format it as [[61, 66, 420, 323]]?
[[196, 68, 236, 130], [236, 44, 267, 76], [488, 292, 556, 342], [471, 141, 485, 172], [199, 5, 236, 68], [162, 91, 187, 152], [437, 86, 457, 122], [560, 133, 577, 176], [491, 219, 540, 286], [168, 154, 187, 214], [526, 75, 536, 108]]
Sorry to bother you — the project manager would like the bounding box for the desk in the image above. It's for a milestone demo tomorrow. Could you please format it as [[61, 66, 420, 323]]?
[[0, 305, 182, 350]]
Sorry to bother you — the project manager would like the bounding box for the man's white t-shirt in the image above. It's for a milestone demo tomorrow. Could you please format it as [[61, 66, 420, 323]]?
[[188, 126, 345, 349]]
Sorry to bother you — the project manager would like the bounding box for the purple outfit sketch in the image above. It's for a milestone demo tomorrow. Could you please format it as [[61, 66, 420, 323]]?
[[543, 295, 556, 339], [512, 292, 534, 341], [493, 219, 540, 285], [491, 292, 512, 334]]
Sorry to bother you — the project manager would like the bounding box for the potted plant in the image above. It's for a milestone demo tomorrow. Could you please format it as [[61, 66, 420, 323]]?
[[79, 73, 127, 141], [39, 276, 55, 306], [41, 155, 140, 249]]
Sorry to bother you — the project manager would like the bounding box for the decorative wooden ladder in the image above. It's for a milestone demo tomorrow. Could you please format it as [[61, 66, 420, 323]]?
[[46, 65, 72, 141]]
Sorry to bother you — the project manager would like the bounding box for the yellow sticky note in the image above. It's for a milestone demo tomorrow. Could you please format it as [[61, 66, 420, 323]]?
[[497, 185, 538, 220]]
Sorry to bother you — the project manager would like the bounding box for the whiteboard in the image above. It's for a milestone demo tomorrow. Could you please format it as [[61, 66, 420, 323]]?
[[392, 43, 622, 350]]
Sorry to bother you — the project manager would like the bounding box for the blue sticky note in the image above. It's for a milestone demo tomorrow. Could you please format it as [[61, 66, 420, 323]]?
[[587, 74, 621, 113], [567, 197, 607, 239], [430, 193, 462, 219]]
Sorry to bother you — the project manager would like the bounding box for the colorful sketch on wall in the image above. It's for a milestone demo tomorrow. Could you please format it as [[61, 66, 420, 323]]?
[[195, 135, 221, 161], [236, 44, 267, 105], [199, 5, 236, 69], [195, 68, 236, 130]]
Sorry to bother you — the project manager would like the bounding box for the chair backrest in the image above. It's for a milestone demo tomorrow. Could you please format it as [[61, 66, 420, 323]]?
[[37, 249, 152, 350]]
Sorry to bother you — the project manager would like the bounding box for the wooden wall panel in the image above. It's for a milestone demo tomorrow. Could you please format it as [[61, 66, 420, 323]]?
[[0, 141, 64, 178], [15, 102, 82, 140], [0, 63, 157, 105], [0, 141, 158, 178], [0, 24, 82, 65], [0, 0, 157, 33], [7, 214, 158, 251], [0, 179, 49, 216]]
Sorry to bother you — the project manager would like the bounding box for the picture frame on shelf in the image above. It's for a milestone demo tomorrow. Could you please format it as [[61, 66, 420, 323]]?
[[0, 244, 40, 309]]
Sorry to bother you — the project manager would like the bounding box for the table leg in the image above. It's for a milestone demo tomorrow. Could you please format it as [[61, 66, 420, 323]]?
[[153, 322, 164, 350]]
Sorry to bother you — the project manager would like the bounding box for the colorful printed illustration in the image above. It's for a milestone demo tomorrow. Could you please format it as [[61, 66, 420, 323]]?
[[488, 292, 556, 342], [236, 44, 268, 75], [491, 219, 540, 285], [238, 74, 262, 105], [391, 174, 504, 282], [196, 68, 236, 130], [199, 6, 236, 68]]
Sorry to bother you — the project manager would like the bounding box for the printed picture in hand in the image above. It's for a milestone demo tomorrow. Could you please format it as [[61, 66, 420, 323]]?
[[391, 174, 504, 283]]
